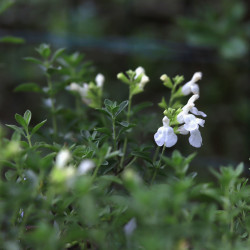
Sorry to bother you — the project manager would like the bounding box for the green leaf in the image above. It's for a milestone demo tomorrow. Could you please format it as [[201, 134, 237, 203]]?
[[0, 36, 25, 44], [235, 162, 244, 176], [11, 131, 21, 141], [99, 175, 123, 185], [31, 119, 47, 136], [24, 110, 32, 126], [132, 101, 153, 114], [0, 0, 14, 15], [115, 100, 128, 116], [6, 124, 25, 136], [36, 44, 51, 59], [185, 152, 197, 164], [131, 151, 152, 164], [23, 57, 43, 65], [51, 48, 65, 63], [95, 127, 111, 136], [118, 121, 129, 127], [158, 97, 168, 109], [5, 170, 17, 181], [96, 108, 112, 118], [14, 83, 42, 93], [104, 99, 113, 108], [15, 114, 27, 129]]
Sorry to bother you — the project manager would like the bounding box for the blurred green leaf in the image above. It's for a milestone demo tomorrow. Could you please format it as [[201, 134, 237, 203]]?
[[31, 120, 47, 136], [14, 83, 43, 93], [0, 0, 15, 15], [24, 110, 32, 126], [15, 113, 27, 129], [0, 36, 25, 44], [5, 124, 25, 136]]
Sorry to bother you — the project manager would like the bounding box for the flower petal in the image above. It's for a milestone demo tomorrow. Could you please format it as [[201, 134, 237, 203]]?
[[164, 127, 178, 147], [135, 66, 145, 79], [190, 107, 207, 117], [196, 118, 205, 127], [183, 114, 199, 131], [154, 127, 165, 146], [95, 73, 105, 88], [177, 111, 185, 124], [191, 83, 199, 95], [78, 159, 95, 175], [181, 82, 192, 96], [187, 94, 199, 106], [189, 129, 202, 148], [162, 116, 170, 127], [191, 72, 202, 82], [178, 125, 189, 135]]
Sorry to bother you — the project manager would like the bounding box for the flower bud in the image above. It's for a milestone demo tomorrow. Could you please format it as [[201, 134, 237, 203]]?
[[77, 159, 95, 175], [56, 149, 71, 169]]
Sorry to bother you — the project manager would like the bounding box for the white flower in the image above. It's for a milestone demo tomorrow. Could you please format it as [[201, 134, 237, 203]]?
[[135, 66, 145, 78], [181, 72, 202, 96], [177, 94, 206, 123], [67, 82, 81, 92], [56, 149, 71, 169], [154, 116, 178, 147], [43, 98, 53, 108], [135, 66, 149, 90], [177, 95, 206, 148], [77, 159, 95, 175], [68, 82, 91, 105], [124, 218, 137, 237], [95, 73, 105, 88]]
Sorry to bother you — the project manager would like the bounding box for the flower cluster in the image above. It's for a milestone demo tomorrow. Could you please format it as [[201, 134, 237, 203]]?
[[67, 73, 105, 108], [154, 72, 206, 148], [50, 149, 95, 186], [117, 66, 149, 97]]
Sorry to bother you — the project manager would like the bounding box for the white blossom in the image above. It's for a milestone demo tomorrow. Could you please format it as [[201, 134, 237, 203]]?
[[95, 73, 105, 88], [68, 82, 90, 105], [181, 72, 202, 96], [177, 95, 206, 148], [43, 98, 53, 108], [135, 66, 149, 90], [135, 66, 145, 78], [177, 94, 206, 124], [56, 149, 71, 169], [77, 159, 95, 175], [67, 73, 104, 106], [124, 218, 137, 237], [154, 116, 177, 147]]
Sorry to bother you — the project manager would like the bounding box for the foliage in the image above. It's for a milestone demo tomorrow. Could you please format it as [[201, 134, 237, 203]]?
[[176, 0, 249, 59], [0, 44, 250, 250]]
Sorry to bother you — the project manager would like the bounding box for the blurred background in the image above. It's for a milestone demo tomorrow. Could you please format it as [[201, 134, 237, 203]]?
[[0, 0, 249, 171]]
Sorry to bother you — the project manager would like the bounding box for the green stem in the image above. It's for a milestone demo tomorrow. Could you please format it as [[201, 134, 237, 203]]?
[[169, 85, 176, 107], [25, 128, 32, 148], [127, 94, 132, 123], [92, 163, 102, 180], [120, 94, 132, 169], [153, 146, 160, 162], [151, 145, 166, 184], [18, 204, 34, 238], [75, 95, 82, 116], [112, 118, 117, 151], [47, 74, 58, 140], [26, 133, 32, 148], [123, 157, 137, 169]]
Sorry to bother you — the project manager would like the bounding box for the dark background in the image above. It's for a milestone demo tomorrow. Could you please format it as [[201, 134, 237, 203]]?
[[0, 0, 249, 170]]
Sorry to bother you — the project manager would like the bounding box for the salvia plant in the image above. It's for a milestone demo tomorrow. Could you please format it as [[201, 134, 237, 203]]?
[[0, 44, 250, 250]]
